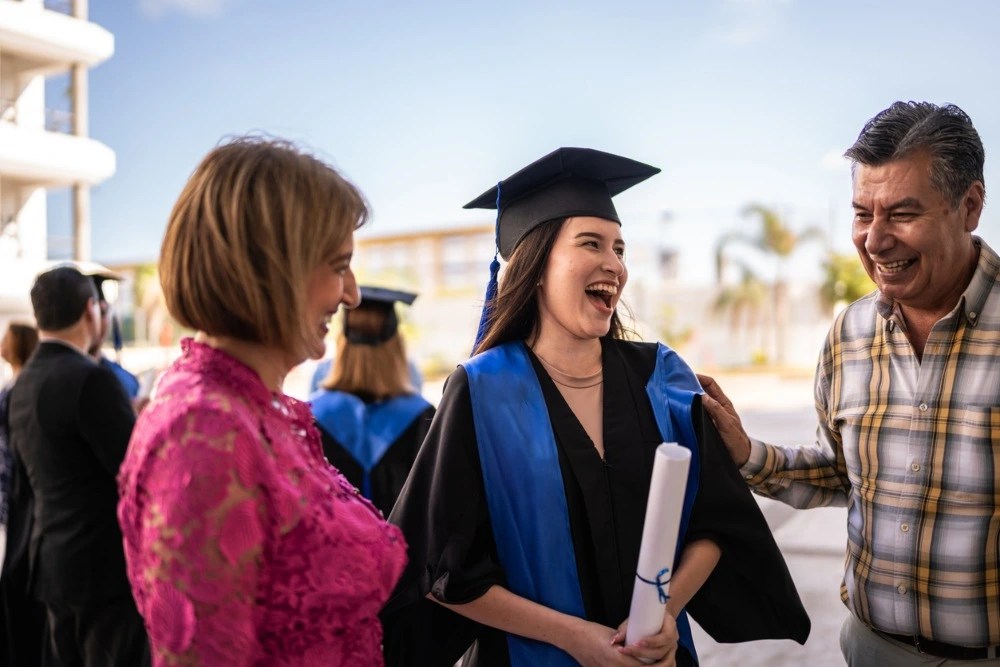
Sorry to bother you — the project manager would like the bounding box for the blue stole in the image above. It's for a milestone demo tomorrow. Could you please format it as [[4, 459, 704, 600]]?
[[309, 390, 430, 499], [462, 341, 703, 666]]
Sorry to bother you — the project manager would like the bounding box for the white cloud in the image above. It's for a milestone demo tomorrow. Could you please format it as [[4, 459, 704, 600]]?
[[820, 149, 850, 172], [139, 0, 231, 19], [709, 0, 793, 46]]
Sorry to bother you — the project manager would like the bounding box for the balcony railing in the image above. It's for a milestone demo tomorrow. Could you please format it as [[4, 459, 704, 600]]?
[[44, 107, 74, 133], [47, 234, 73, 260], [10, 0, 75, 15], [0, 99, 77, 134], [43, 0, 74, 16]]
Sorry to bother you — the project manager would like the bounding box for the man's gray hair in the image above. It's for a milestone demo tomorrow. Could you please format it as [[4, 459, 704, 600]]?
[[844, 101, 985, 208]]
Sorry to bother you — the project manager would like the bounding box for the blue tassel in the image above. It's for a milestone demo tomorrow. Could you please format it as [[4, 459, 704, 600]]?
[[472, 182, 503, 354], [472, 256, 500, 353]]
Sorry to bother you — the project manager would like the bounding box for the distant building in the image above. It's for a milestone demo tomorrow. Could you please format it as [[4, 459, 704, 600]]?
[[0, 0, 115, 325], [353, 220, 832, 373], [353, 223, 495, 375]]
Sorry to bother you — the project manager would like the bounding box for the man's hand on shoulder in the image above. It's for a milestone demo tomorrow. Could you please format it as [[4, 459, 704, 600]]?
[[697, 374, 751, 467]]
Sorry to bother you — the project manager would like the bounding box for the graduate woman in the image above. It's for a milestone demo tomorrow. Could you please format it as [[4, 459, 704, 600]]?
[[385, 148, 810, 667], [310, 286, 434, 515]]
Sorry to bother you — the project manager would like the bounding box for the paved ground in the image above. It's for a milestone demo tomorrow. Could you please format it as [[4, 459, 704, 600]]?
[[690, 392, 850, 666], [691, 506, 848, 666]]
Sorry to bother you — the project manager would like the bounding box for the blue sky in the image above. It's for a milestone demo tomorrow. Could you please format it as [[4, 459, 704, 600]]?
[[47, 0, 1000, 285]]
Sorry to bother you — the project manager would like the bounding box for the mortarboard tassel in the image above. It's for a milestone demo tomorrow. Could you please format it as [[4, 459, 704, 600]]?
[[471, 182, 503, 354]]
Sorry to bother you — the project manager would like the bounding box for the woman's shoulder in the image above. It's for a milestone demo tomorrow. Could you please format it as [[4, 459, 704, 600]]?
[[608, 338, 660, 369], [441, 364, 470, 391], [130, 370, 265, 469]]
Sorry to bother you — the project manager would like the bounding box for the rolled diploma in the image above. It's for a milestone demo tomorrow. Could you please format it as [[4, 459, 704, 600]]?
[[625, 442, 691, 650]]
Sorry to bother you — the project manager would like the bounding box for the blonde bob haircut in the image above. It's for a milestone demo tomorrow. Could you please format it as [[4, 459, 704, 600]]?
[[323, 305, 414, 401], [160, 137, 368, 357]]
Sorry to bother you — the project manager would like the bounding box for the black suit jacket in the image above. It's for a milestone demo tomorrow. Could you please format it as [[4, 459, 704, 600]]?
[[8, 341, 136, 604]]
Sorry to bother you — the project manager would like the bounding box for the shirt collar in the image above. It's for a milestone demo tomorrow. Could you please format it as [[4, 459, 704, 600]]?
[[38, 337, 93, 359]]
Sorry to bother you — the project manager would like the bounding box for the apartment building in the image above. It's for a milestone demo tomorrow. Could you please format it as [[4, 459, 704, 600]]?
[[352, 223, 495, 375], [0, 0, 114, 324]]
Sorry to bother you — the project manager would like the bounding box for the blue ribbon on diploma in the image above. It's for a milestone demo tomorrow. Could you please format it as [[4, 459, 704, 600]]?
[[636, 567, 672, 604]]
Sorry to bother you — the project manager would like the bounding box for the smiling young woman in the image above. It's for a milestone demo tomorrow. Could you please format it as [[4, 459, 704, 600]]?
[[383, 148, 810, 667]]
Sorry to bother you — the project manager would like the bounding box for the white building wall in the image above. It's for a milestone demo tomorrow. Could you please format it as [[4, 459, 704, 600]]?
[[0, 1, 115, 322], [18, 184, 46, 259], [16, 70, 43, 131]]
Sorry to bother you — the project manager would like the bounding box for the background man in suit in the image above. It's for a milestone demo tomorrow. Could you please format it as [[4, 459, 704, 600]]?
[[8, 266, 148, 666]]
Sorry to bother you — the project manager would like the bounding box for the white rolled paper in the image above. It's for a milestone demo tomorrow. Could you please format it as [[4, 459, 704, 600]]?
[[625, 442, 691, 651]]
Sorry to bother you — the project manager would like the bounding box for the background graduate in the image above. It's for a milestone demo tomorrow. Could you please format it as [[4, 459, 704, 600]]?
[[384, 148, 810, 667], [310, 286, 434, 515]]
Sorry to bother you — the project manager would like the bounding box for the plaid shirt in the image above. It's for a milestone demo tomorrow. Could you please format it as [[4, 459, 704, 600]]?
[[742, 237, 1000, 648]]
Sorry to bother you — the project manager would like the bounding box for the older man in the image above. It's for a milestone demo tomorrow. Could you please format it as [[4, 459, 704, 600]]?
[[703, 101, 1000, 665]]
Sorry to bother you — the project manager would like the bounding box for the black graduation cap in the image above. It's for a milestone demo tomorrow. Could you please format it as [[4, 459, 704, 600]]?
[[466, 147, 660, 352], [344, 285, 418, 346], [464, 147, 661, 260], [360, 286, 417, 307]]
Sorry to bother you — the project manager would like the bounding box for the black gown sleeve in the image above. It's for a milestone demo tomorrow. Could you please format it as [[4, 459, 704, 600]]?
[[684, 395, 811, 644], [381, 368, 509, 667]]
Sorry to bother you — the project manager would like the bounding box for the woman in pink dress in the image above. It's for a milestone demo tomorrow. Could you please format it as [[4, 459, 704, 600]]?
[[117, 138, 407, 666]]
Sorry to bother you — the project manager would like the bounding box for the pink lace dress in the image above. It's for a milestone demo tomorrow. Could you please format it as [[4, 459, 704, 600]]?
[[118, 339, 407, 666]]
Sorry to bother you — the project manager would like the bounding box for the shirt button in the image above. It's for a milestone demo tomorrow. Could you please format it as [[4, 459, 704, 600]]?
[[744, 474, 754, 480], [918, 403, 928, 412], [897, 584, 907, 595], [911, 463, 921, 472], [901, 523, 909, 533], [970, 311, 978, 320]]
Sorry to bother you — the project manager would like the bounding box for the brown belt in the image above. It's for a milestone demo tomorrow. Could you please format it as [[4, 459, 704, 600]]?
[[874, 628, 1000, 661]]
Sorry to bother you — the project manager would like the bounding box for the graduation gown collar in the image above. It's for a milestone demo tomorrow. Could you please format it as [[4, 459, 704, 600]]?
[[310, 390, 431, 499]]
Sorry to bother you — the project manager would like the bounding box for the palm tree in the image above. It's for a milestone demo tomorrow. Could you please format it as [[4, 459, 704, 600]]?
[[820, 252, 876, 314], [714, 204, 825, 364], [712, 263, 769, 361]]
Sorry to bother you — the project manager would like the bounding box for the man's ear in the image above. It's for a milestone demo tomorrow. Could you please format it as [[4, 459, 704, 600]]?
[[963, 181, 985, 232], [83, 296, 100, 325]]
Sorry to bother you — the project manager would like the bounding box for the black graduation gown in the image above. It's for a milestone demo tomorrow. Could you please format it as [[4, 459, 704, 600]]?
[[316, 401, 435, 516], [383, 339, 809, 666]]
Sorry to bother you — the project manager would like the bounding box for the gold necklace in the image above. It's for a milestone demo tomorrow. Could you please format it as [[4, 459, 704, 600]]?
[[532, 350, 603, 387], [549, 375, 604, 389]]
